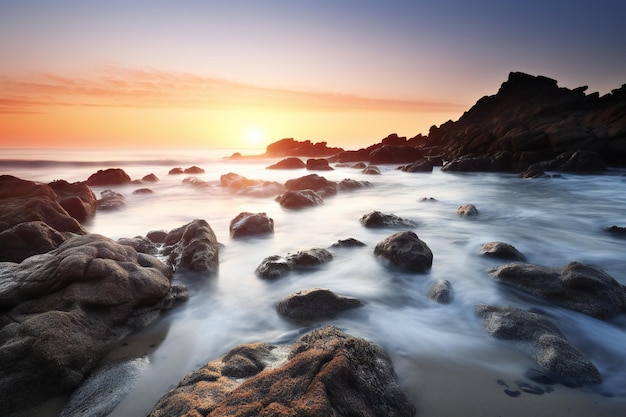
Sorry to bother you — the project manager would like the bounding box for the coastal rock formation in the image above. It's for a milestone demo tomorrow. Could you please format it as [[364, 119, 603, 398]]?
[[266, 157, 306, 170], [399, 159, 435, 172], [86, 168, 131, 186], [256, 248, 333, 280], [480, 241, 526, 261], [428, 279, 454, 304], [97, 189, 126, 211], [360, 211, 416, 228], [148, 326, 416, 417], [48, 179, 97, 223], [0, 175, 87, 235], [229, 212, 274, 238], [476, 304, 602, 387], [0, 234, 186, 415], [162, 219, 220, 273], [276, 288, 363, 322], [489, 261, 626, 318], [369, 145, 424, 164], [263, 138, 344, 157], [306, 158, 333, 170], [374, 231, 433, 272], [0, 221, 69, 263], [277, 189, 324, 209]]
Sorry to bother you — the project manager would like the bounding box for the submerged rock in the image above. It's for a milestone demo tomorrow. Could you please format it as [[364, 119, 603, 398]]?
[[284, 173, 337, 193], [97, 189, 126, 211], [148, 326, 416, 417], [277, 189, 324, 209], [86, 168, 131, 186], [476, 304, 602, 387], [480, 241, 526, 261], [276, 288, 363, 322], [162, 219, 220, 273], [360, 210, 416, 228], [374, 231, 433, 272], [456, 204, 479, 216], [266, 157, 305, 170], [428, 279, 454, 304], [229, 212, 274, 238], [337, 178, 372, 191], [220, 172, 285, 197], [256, 248, 333, 280]]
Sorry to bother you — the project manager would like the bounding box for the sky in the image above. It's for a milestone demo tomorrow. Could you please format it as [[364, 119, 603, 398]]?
[[1, 0, 624, 150]]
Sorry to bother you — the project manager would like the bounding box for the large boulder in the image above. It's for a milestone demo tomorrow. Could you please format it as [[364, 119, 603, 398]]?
[[276, 288, 363, 322], [229, 212, 274, 238], [266, 157, 305, 170], [0, 234, 186, 414], [476, 304, 602, 387], [489, 261, 626, 318], [277, 190, 324, 209], [256, 248, 333, 280], [48, 179, 97, 223], [360, 211, 416, 228], [162, 219, 220, 274], [86, 168, 131, 186], [148, 326, 416, 417], [0, 175, 87, 235], [284, 173, 337, 193], [374, 231, 433, 272], [0, 221, 69, 263], [306, 158, 334, 170]]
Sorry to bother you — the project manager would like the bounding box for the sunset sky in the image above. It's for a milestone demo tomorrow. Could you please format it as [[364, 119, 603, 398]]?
[[1, 0, 624, 149]]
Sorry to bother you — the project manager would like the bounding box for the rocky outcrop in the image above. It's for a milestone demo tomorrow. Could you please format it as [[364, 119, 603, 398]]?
[[306, 158, 333, 170], [277, 190, 324, 209], [0, 221, 69, 263], [370, 145, 424, 164], [256, 248, 333, 279], [374, 231, 433, 272], [148, 326, 416, 417], [263, 138, 344, 157], [229, 212, 274, 238], [360, 211, 416, 228], [489, 261, 626, 318], [480, 241, 526, 261], [48, 179, 97, 223], [86, 168, 131, 186], [284, 173, 337, 193], [476, 304, 602, 387], [162, 219, 220, 274], [0, 234, 186, 414], [399, 159, 435, 172], [266, 157, 306, 170], [276, 288, 363, 322]]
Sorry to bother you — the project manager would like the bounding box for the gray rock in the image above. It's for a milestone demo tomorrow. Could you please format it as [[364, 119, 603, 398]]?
[[256, 248, 333, 280], [97, 189, 126, 211], [360, 211, 416, 228], [0, 221, 69, 262], [480, 241, 526, 261], [456, 204, 478, 216], [277, 189, 324, 209], [374, 231, 433, 272], [162, 219, 219, 273], [330, 238, 366, 248], [428, 279, 453, 303], [476, 304, 602, 387], [229, 212, 274, 238], [276, 288, 363, 322], [489, 261, 626, 318]]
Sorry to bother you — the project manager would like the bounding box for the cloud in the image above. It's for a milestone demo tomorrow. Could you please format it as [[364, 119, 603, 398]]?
[[0, 66, 466, 114]]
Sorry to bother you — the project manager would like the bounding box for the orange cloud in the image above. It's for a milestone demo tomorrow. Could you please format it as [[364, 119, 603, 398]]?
[[0, 66, 465, 114]]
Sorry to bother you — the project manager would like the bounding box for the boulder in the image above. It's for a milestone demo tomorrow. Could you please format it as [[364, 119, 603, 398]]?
[[476, 304, 602, 387], [220, 173, 285, 197], [184, 166, 205, 174], [148, 326, 416, 417], [374, 231, 433, 272], [142, 173, 159, 182], [604, 225, 626, 236], [456, 204, 479, 216], [369, 145, 424, 164], [360, 211, 416, 228], [0, 234, 186, 414], [256, 248, 333, 280], [399, 159, 435, 172], [132, 188, 154, 195], [277, 190, 324, 209], [169, 167, 184, 175], [48, 179, 97, 223], [86, 168, 131, 186], [284, 173, 337, 192], [306, 158, 334, 170], [162, 219, 220, 273], [362, 165, 381, 175], [229, 212, 274, 238], [337, 178, 372, 191], [0, 175, 87, 235], [480, 241, 526, 261], [0, 221, 69, 263], [427, 279, 454, 304], [266, 157, 306, 170], [97, 189, 126, 211], [146, 230, 168, 244], [489, 261, 626, 318], [276, 288, 363, 322], [330, 238, 366, 248], [118, 236, 159, 255]]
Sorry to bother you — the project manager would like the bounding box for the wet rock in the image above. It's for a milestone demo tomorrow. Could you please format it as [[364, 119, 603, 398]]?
[[481, 241, 526, 261], [266, 157, 305, 169], [132, 188, 154, 195], [168, 167, 184, 175], [428, 279, 453, 303], [330, 237, 366, 248], [360, 211, 416, 228], [97, 189, 126, 211], [604, 225, 626, 236], [148, 326, 416, 417], [220, 173, 286, 197], [229, 212, 274, 238], [369, 145, 424, 164], [48, 179, 97, 223], [284, 173, 337, 193], [374, 231, 433, 272], [256, 248, 333, 280], [489, 261, 626, 318], [0, 175, 87, 235], [456, 203, 479, 216], [184, 166, 205, 174], [162, 219, 219, 273], [306, 158, 334, 170], [146, 230, 168, 244], [399, 159, 435, 172], [526, 150, 606, 173], [142, 173, 159, 182], [0, 234, 185, 414], [362, 165, 381, 175], [476, 304, 602, 387], [0, 221, 69, 262], [276, 288, 363, 322], [263, 138, 344, 157], [277, 189, 324, 209], [118, 236, 159, 255], [337, 178, 372, 191], [86, 168, 131, 186]]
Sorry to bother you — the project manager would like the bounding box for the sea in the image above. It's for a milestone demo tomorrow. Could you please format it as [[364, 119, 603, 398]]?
[[2, 147, 626, 417]]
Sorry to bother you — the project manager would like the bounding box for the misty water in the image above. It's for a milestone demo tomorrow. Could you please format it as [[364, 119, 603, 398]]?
[[3, 148, 626, 416]]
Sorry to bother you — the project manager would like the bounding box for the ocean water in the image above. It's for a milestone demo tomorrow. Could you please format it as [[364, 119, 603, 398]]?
[[2, 148, 626, 416]]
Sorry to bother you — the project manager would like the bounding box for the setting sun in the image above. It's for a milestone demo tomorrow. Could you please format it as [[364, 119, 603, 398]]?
[[245, 128, 265, 147]]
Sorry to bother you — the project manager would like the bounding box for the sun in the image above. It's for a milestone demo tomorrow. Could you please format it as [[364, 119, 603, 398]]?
[[245, 128, 265, 146]]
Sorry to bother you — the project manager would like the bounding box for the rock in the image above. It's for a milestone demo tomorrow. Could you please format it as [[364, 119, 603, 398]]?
[[220, 173, 286, 197], [277, 190, 324, 209], [0, 234, 186, 414], [146, 230, 168, 244], [0, 221, 69, 262], [97, 189, 126, 211], [86, 168, 131, 186], [48, 179, 97, 223], [360, 211, 416, 228], [456, 204, 479, 216], [256, 248, 333, 279], [276, 288, 363, 322], [229, 212, 274, 238], [266, 157, 306, 169], [184, 166, 205, 174], [263, 138, 344, 157], [374, 231, 433, 272], [330, 238, 366, 248], [306, 158, 334, 170], [604, 225, 626, 236], [428, 279, 453, 303], [526, 150, 606, 173], [162, 219, 220, 273], [369, 145, 424, 164], [284, 173, 337, 193], [148, 326, 416, 417], [169, 167, 184, 175], [132, 188, 154, 195], [489, 261, 626, 318], [480, 241, 526, 261], [142, 173, 159, 182], [362, 165, 381, 175], [476, 304, 602, 387], [118, 236, 159, 255], [0, 175, 87, 235], [337, 178, 372, 191], [399, 159, 435, 172]]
